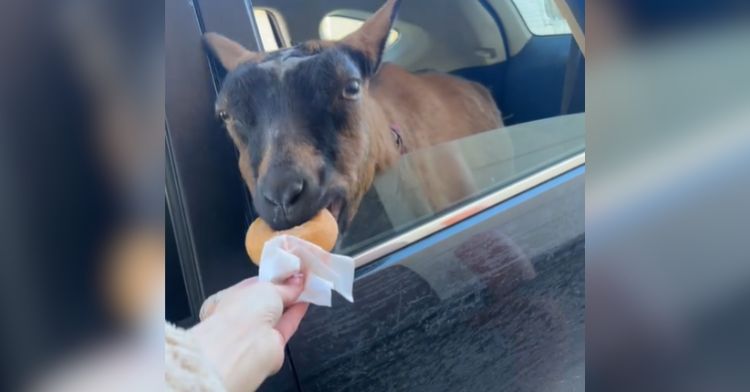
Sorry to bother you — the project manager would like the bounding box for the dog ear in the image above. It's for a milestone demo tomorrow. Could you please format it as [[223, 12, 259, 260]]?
[[203, 32, 264, 71], [340, 0, 400, 75]]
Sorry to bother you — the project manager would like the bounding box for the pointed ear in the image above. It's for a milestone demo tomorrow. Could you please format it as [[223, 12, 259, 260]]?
[[340, 0, 400, 75], [202, 32, 264, 71]]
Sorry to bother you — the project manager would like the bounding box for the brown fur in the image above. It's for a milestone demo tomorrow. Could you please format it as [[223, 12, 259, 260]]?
[[205, 0, 503, 230], [333, 0, 503, 220], [367, 64, 502, 166], [314, 63, 503, 226], [302, 40, 336, 53]]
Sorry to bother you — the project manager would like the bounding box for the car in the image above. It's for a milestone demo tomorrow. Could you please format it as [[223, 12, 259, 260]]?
[[166, 0, 584, 390]]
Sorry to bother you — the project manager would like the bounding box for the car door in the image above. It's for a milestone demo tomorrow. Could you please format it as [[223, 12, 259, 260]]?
[[165, 1, 585, 390], [286, 122, 584, 392]]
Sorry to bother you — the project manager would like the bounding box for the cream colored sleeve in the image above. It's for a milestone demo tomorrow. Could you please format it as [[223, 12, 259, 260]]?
[[165, 323, 226, 392]]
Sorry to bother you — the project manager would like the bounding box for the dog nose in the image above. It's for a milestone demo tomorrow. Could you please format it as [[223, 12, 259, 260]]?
[[262, 172, 305, 209]]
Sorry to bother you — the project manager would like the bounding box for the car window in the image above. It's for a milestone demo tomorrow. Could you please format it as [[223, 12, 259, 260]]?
[[339, 114, 585, 260], [511, 0, 572, 36], [245, 0, 584, 265], [320, 15, 400, 47]]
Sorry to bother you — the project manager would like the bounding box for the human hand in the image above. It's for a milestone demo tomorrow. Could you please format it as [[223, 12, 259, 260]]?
[[191, 275, 309, 392]]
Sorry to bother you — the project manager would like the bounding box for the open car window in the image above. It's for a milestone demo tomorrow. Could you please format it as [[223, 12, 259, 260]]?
[[340, 113, 585, 263], [200, 1, 584, 271]]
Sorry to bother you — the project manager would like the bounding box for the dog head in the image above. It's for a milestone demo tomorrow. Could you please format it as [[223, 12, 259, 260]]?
[[204, 0, 401, 232]]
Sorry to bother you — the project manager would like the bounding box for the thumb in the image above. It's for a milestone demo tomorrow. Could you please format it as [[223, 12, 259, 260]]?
[[273, 273, 305, 307]]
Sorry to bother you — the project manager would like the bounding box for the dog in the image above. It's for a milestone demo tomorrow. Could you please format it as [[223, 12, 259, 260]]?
[[204, 0, 502, 233]]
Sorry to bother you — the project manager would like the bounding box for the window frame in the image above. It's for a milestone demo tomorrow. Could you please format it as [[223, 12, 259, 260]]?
[[253, 7, 291, 50]]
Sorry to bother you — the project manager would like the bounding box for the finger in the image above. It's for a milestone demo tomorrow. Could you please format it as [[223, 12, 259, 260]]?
[[198, 292, 221, 321], [211, 277, 258, 299], [275, 302, 309, 343], [273, 273, 305, 307]]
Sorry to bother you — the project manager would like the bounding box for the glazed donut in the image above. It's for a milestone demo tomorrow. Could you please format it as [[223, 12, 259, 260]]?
[[245, 209, 339, 265]]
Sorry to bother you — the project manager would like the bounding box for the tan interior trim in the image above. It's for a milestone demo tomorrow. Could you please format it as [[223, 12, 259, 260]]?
[[553, 0, 585, 56]]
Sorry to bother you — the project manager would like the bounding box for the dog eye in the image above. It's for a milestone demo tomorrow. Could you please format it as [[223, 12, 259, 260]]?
[[218, 111, 230, 121], [342, 79, 361, 100]]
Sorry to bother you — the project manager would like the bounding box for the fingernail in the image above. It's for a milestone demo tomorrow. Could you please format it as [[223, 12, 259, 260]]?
[[289, 273, 304, 285]]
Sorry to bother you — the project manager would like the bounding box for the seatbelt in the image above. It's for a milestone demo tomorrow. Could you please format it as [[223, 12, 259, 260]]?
[[553, 0, 585, 57], [560, 42, 583, 114], [555, 0, 585, 114]]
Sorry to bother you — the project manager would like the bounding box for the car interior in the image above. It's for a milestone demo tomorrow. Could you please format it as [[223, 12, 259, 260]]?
[[251, 0, 584, 124]]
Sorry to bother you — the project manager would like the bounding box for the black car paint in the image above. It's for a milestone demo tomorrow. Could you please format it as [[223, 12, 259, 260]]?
[[282, 168, 584, 392]]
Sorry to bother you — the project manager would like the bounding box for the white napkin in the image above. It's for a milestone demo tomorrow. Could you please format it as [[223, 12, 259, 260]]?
[[257, 234, 355, 306]]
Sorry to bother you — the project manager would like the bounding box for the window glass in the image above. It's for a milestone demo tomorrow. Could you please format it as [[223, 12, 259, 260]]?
[[339, 114, 585, 255], [320, 15, 400, 47], [254, 9, 281, 51], [511, 0, 571, 36]]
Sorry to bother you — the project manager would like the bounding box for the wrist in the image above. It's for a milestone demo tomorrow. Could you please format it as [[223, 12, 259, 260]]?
[[191, 315, 269, 392], [165, 323, 225, 391]]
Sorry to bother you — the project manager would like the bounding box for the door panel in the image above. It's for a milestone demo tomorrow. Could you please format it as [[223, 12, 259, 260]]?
[[288, 169, 584, 392]]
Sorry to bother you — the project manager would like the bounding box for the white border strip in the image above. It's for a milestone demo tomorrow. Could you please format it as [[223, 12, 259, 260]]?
[[353, 152, 586, 268]]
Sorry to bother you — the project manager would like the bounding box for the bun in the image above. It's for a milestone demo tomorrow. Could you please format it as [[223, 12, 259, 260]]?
[[245, 209, 339, 265]]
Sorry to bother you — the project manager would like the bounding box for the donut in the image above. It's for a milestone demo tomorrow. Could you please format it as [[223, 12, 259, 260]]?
[[245, 209, 339, 265]]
